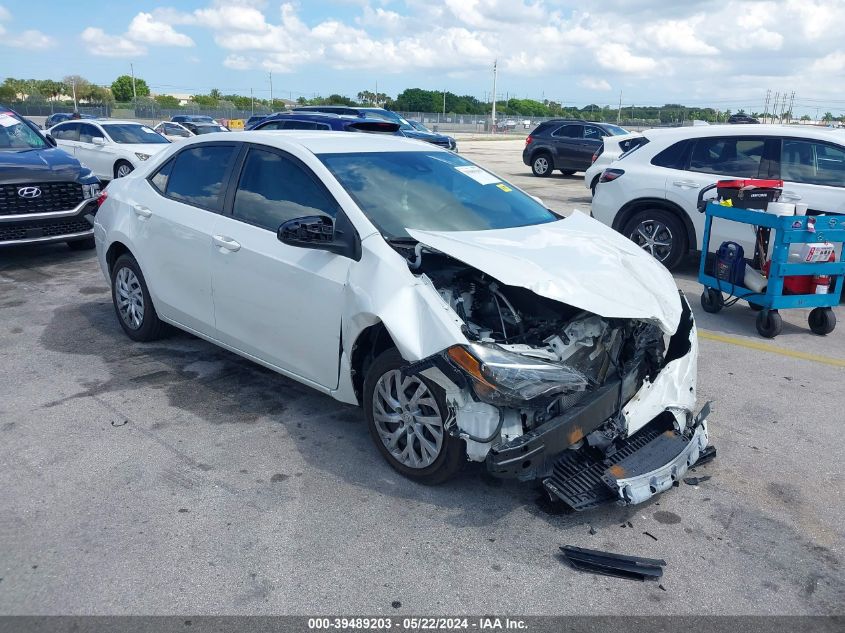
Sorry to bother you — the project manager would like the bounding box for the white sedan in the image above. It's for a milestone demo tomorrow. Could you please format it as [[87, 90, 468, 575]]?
[[93, 131, 707, 505], [153, 120, 230, 142], [48, 119, 170, 180]]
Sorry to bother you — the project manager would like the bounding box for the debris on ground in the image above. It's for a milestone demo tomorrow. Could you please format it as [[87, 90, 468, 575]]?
[[684, 475, 712, 486], [643, 531, 658, 541], [694, 445, 717, 467], [589, 526, 597, 535], [559, 545, 665, 581]]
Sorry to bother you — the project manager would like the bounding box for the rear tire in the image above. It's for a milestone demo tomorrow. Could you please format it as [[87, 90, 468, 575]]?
[[531, 152, 554, 177], [110, 253, 165, 342], [363, 348, 464, 485], [559, 169, 576, 176], [67, 237, 95, 251], [622, 208, 688, 270]]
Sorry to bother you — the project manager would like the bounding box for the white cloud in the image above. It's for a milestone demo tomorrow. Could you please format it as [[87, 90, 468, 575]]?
[[643, 17, 718, 56], [81, 27, 146, 57], [0, 5, 55, 48], [127, 12, 194, 47], [223, 54, 254, 70], [580, 78, 611, 91], [596, 44, 658, 74]]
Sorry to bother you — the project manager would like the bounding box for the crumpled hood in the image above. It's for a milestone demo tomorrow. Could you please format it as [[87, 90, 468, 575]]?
[[406, 211, 683, 334]]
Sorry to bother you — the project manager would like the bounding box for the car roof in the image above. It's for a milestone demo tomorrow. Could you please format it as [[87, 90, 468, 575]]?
[[182, 130, 446, 154], [640, 124, 845, 143]]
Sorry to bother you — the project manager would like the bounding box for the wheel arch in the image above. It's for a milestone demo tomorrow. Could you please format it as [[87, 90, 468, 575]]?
[[612, 197, 697, 253], [349, 321, 399, 406], [106, 240, 132, 273], [113, 158, 133, 178]]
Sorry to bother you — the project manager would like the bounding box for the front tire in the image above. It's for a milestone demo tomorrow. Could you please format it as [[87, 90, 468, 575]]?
[[110, 253, 165, 342], [364, 348, 464, 485], [531, 152, 554, 177], [622, 208, 688, 270], [559, 169, 576, 176], [114, 160, 134, 179]]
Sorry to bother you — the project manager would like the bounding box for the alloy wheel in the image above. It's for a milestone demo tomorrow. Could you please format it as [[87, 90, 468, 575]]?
[[116, 164, 133, 178], [114, 267, 145, 330], [630, 219, 674, 262], [372, 370, 444, 469], [533, 156, 549, 175]]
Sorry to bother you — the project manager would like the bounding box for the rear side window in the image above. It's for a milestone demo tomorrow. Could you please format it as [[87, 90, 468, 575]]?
[[150, 157, 174, 194], [52, 122, 80, 141], [165, 145, 237, 211], [781, 139, 845, 187], [688, 137, 765, 178], [583, 125, 604, 140], [552, 124, 582, 138], [232, 148, 339, 231], [651, 140, 688, 168]]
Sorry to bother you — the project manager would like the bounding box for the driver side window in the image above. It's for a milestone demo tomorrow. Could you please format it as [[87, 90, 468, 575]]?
[[232, 148, 340, 231]]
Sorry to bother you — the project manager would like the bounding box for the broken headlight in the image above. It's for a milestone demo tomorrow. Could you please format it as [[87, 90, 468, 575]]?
[[447, 344, 589, 405]]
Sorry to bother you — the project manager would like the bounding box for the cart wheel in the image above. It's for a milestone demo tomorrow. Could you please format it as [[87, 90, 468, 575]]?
[[700, 288, 722, 313], [808, 307, 836, 336], [756, 310, 783, 338], [748, 302, 764, 311]]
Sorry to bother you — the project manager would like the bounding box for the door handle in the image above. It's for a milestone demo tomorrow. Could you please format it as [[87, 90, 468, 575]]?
[[212, 235, 241, 252], [673, 180, 700, 188], [133, 204, 152, 218], [780, 191, 802, 201]]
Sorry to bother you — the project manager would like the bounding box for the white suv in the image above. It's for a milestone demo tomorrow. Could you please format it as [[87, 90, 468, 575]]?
[[584, 132, 644, 196], [591, 125, 845, 269]]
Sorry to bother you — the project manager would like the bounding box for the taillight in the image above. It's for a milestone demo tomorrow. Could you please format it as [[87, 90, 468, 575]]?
[[591, 151, 599, 163], [525, 135, 533, 145], [96, 190, 108, 207], [599, 168, 624, 183]]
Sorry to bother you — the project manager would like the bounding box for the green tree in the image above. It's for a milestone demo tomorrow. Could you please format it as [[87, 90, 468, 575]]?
[[154, 94, 181, 108], [800, 114, 811, 121], [822, 112, 834, 122], [111, 75, 149, 102]]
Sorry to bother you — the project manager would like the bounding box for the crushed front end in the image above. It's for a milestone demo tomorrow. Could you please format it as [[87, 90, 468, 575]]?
[[404, 248, 708, 509]]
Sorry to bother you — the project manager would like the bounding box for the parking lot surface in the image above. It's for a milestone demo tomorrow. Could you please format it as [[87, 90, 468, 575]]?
[[1, 139, 843, 615]]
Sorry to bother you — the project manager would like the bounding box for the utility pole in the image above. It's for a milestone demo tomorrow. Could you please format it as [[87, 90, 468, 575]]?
[[269, 71, 273, 109], [130, 63, 137, 113], [443, 89, 446, 116], [71, 79, 78, 112], [616, 90, 622, 124], [491, 59, 498, 132], [771, 92, 780, 124], [763, 89, 771, 123], [787, 91, 795, 124], [250, 88, 254, 116]]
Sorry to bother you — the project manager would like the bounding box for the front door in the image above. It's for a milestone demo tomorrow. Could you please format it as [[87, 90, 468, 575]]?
[[210, 145, 351, 388], [778, 137, 845, 215]]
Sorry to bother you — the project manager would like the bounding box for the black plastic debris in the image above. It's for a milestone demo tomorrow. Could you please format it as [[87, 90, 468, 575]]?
[[683, 475, 712, 486], [559, 545, 665, 581], [695, 445, 717, 466], [588, 526, 597, 535], [643, 531, 658, 541]]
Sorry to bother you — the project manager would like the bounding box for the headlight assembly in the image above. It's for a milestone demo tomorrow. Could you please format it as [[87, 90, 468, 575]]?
[[81, 183, 101, 200], [447, 344, 589, 405]]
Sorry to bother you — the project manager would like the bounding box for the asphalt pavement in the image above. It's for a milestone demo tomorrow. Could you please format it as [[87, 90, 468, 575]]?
[[0, 138, 842, 615]]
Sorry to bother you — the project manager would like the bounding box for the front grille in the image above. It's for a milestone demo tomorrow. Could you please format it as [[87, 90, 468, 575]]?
[[0, 182, 84, 216], [0, 217, 92, 243]]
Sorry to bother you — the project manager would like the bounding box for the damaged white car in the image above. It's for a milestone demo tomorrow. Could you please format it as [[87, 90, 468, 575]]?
[[94, 131, 709, 508]]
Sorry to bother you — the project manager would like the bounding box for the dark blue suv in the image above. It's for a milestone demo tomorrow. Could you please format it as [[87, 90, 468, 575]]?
[[246, 111, 400, 134]]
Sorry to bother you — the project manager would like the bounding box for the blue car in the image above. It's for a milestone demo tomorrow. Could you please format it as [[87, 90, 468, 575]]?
[[246, 111, 400, 134], [291, 105, 458, 151]]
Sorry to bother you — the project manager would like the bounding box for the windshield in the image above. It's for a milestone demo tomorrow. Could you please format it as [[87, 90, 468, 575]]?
[[410, 121, 430, 132], [193, 125, 228, 135], [604, 124, 628, 136], [0, 112, 48, 150], [104, 124, 169, 144], [319, 151, 558, 239]]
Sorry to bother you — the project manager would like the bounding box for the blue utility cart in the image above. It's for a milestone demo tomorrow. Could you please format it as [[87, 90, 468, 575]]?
[[697, 200, 845, 338]]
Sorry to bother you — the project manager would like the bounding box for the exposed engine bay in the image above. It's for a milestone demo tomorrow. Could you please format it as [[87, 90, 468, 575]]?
[[395, 243, 707, 509]]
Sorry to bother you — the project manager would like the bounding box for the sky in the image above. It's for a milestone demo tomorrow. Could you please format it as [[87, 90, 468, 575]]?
[[1, 0, 845, 115]]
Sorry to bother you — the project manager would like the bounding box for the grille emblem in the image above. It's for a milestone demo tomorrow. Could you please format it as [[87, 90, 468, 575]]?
[[17, 186, 42, 199]]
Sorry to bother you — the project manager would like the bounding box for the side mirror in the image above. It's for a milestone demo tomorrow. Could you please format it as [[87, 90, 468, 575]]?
[[45, 134, 57, 147], [277, 214, 361, 260], [92, 137, 106, 145]]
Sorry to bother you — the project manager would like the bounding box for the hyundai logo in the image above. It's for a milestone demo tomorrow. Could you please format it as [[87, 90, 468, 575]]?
[[17, 186, 42, 199]]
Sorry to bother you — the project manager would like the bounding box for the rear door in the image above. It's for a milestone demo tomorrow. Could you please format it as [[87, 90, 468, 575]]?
[[664, 135, 770, 254], [209, 144, 351, 388], [549, 124, 583, 170], [580, 125, 606, 170], [50, 122, 80, 159], [137, 143, 240, 336], [75, 123, 110, 180], [777, 137, 845, 215]]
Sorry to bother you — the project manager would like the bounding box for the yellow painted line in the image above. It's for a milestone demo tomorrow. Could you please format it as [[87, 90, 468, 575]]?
[[698, 330, 845, 368]]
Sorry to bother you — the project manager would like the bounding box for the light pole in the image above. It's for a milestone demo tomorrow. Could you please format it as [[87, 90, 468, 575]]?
[[130, 63, 137, 113], [491, 59, 498, 133]]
